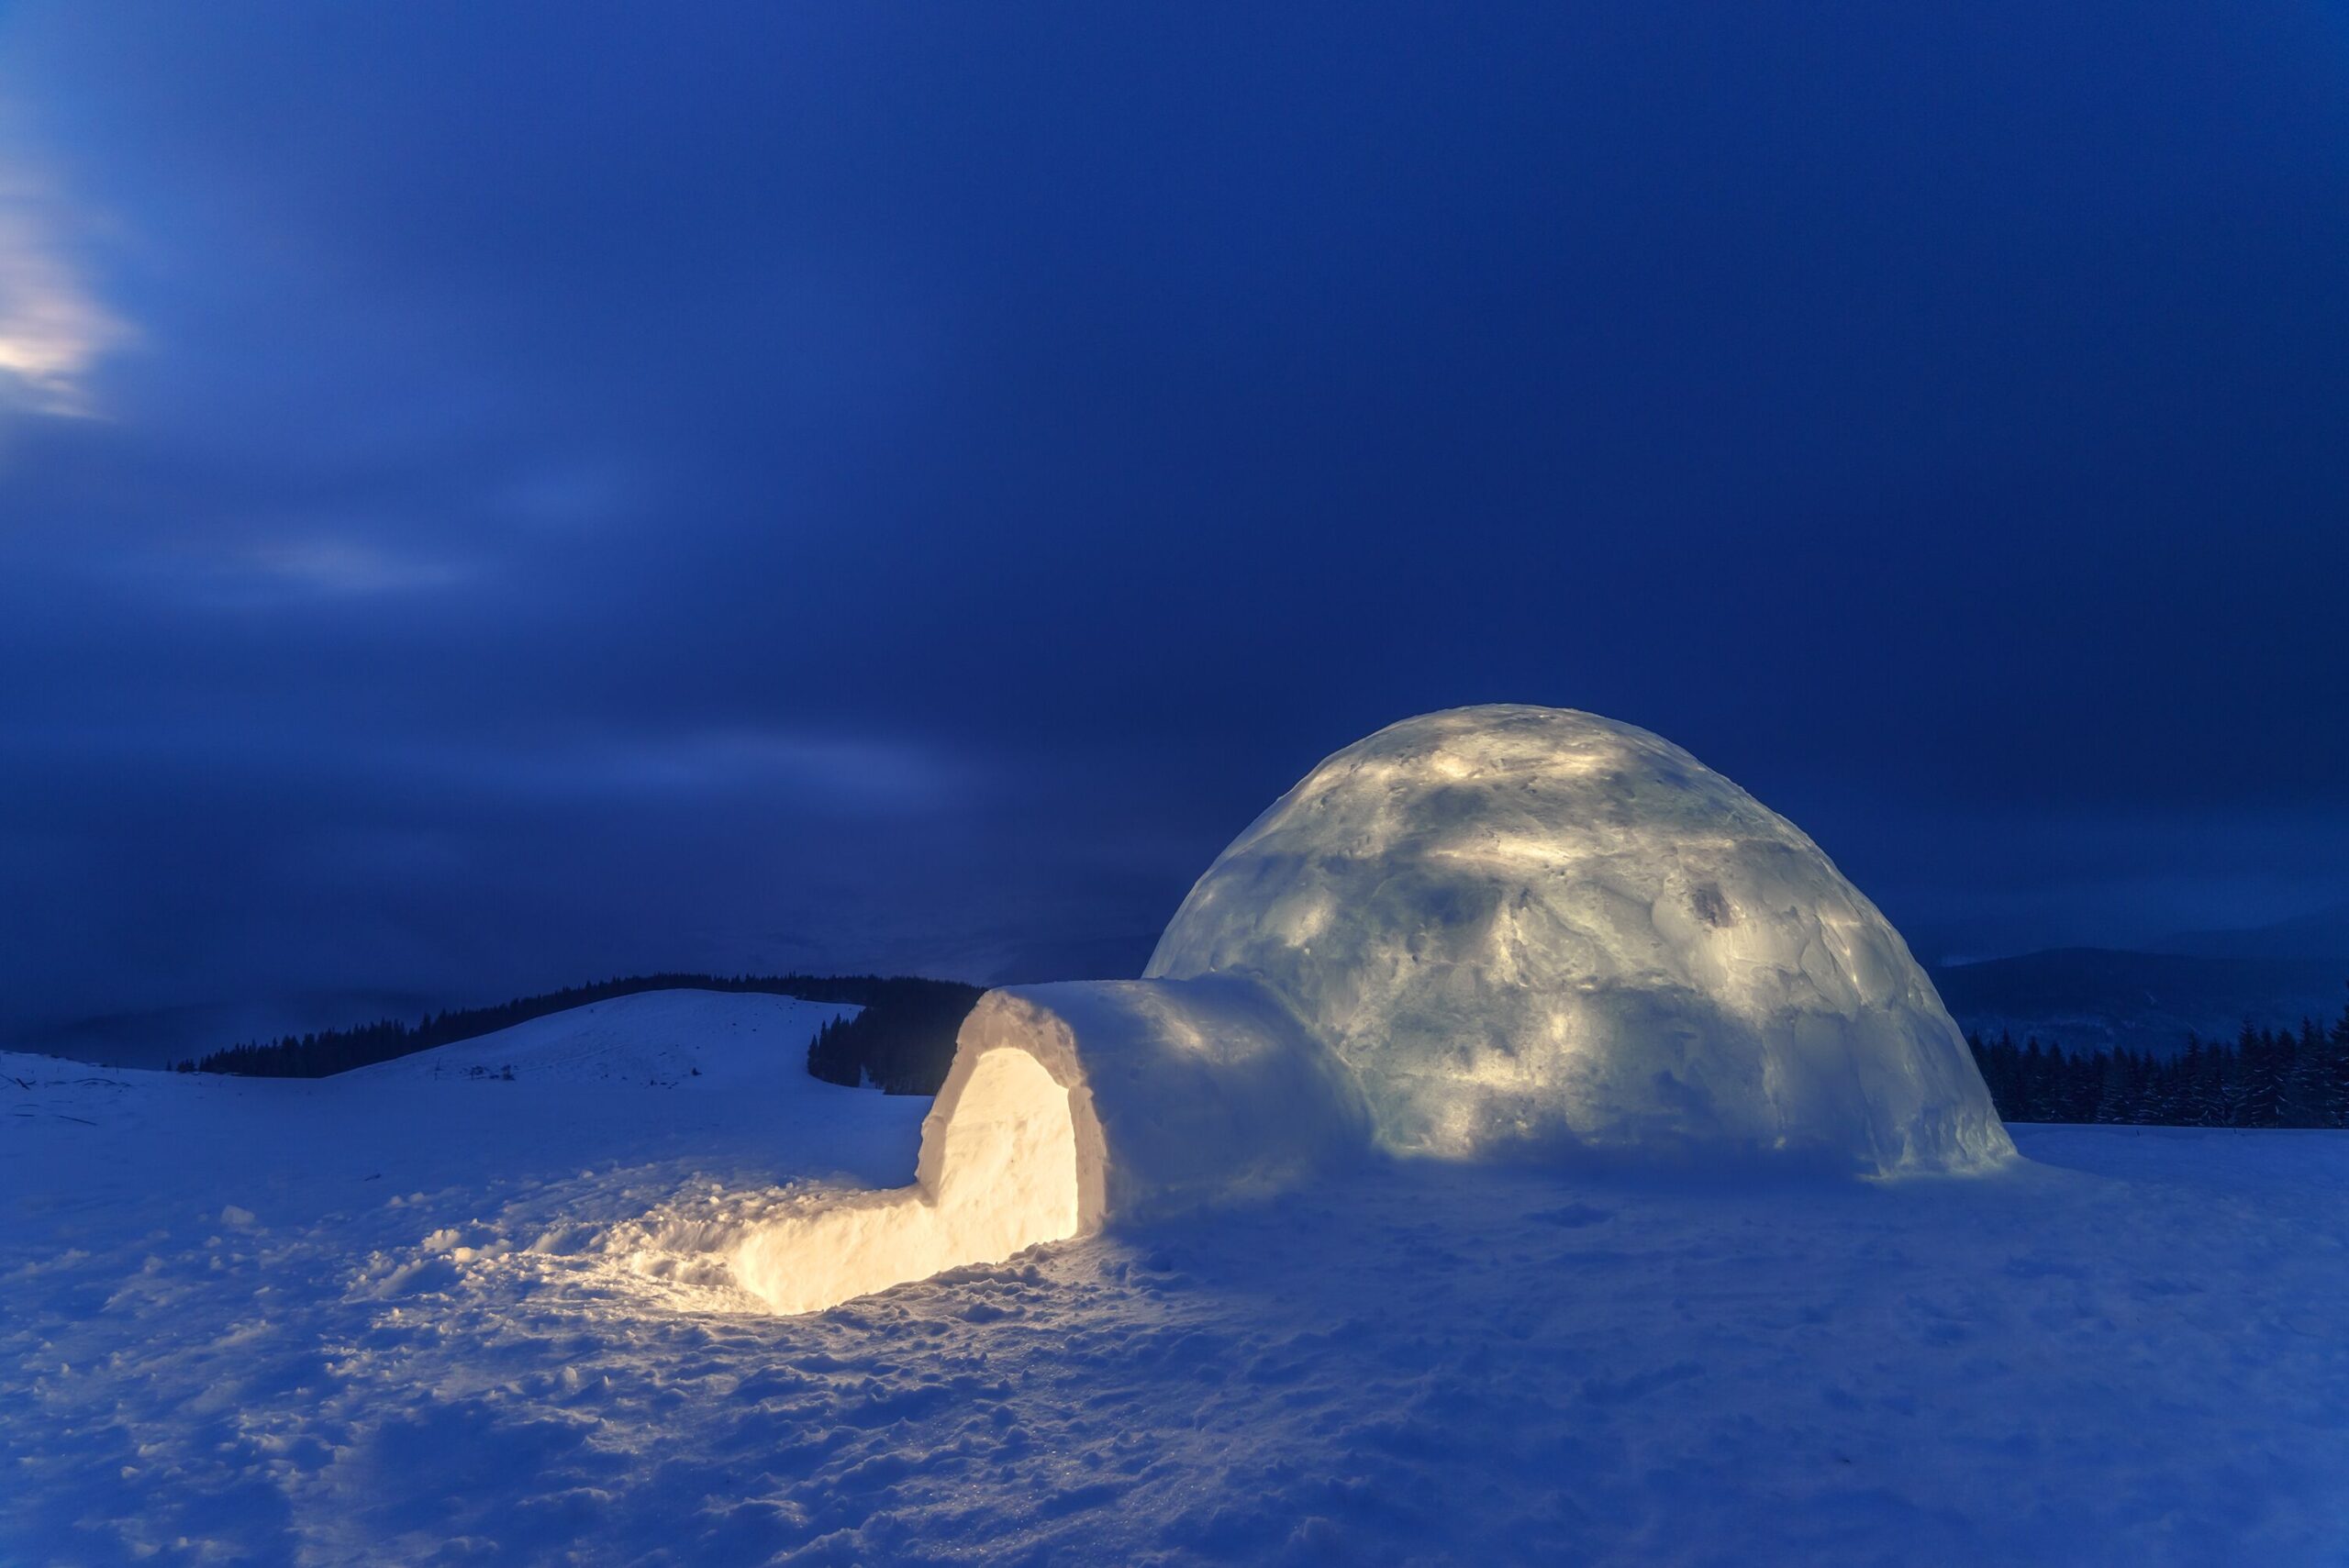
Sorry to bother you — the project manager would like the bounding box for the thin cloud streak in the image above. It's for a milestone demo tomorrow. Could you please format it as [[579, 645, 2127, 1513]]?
[[239, 537, 476, 598]]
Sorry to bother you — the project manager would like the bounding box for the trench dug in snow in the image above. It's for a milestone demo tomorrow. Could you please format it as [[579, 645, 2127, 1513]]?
[[731, 1049, 1082, 1315]]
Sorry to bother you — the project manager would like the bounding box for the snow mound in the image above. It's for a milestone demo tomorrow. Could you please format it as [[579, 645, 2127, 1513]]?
[[1146, 705, 2013, 1173]]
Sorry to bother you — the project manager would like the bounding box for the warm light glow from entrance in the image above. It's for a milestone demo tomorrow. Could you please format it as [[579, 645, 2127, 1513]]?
[[729, 1050, 1082, 1315]]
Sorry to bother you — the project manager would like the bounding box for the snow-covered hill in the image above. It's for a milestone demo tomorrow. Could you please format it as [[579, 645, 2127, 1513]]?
[[346, 986, 860, 1090], [6, 988, 2349, 1564]]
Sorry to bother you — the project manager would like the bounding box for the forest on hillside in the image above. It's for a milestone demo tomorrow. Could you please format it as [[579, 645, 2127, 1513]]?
[[183, 973, 985, 1082], [1971, 1000, 2349, 1128], [803, 987, 993, 1095]]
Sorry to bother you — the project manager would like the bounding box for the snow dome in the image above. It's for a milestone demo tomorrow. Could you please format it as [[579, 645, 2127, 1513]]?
[[1147, 705, 2013, 1174]]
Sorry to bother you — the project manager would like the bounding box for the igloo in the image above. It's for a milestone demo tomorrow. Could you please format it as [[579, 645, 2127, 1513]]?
[[1149, 706, 2015, 1173], [740, 705, 2010, 1314]]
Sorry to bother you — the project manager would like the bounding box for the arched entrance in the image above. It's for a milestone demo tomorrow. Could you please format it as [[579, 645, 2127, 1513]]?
[[730, 1049, 1082, 1315]]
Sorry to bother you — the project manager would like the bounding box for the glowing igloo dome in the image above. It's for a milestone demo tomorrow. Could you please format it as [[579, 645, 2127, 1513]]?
[[1146, 705, 2013, 1173]]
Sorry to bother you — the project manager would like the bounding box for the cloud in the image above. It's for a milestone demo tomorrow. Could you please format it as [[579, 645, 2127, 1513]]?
[[78, 533, 480, 610], [0, 163, 128, 417], [239, 536, 475, 597]]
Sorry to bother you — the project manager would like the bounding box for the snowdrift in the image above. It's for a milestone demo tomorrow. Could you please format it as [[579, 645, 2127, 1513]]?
[[751, 705, 2011, 1312]]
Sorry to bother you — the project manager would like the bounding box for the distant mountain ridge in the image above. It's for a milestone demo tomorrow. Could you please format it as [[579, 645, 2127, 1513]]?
[[2152, 902, 2349, 963], [1932, 943, 2348, 1059], [8, 991, 440, 1072]]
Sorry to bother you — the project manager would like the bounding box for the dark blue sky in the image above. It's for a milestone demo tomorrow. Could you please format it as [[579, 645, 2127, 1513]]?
[[4, 3, 2346, 1051]]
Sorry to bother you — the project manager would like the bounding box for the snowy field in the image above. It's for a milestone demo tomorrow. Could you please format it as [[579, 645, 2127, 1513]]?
[[6, 990, 2348, 1566]]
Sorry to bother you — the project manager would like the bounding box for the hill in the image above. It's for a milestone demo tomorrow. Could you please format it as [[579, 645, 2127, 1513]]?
[[185, 972, 984, 1084]]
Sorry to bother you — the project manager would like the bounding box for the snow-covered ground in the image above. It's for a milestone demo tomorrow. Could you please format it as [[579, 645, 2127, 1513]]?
[[6, 989, 2348, 1566]]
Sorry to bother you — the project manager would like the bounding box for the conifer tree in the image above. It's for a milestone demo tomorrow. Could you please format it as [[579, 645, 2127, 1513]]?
[[2280, 1018, 2338, 1129]]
